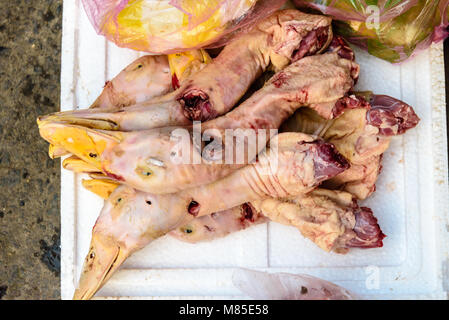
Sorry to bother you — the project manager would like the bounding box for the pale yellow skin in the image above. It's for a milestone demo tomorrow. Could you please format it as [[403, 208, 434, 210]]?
[[281, 94, 419, 199], [233, 269, 356, 300], [170, 205, 268, 243], [40, 10, 334, 132], [170, 188, 357, 252], [73, 132, 347, 300], [253, 189, 357, 252], [76, 176, 356, 252], [81, 179, 120, 200], [38, 52, 358, 195], [47, 50, 210, 157], [90, 55, 172, 110]]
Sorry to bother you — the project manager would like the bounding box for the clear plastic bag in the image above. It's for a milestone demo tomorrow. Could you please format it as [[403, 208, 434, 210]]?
[[294, 0, 449, 63], [81, 0, 286, 53]]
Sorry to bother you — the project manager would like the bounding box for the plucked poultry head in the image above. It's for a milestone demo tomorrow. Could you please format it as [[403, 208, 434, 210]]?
[[37, 121, 122, 170], [177, 9, 334, 122], [73, 185, 183, 300], [281, 92, 420, 164], [90, 55, 172, 109], [73, 231, 129, 300], [38, 120, 188, 192]]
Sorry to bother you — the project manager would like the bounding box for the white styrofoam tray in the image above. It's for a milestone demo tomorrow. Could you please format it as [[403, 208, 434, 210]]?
[[60, 0, 449, 299]]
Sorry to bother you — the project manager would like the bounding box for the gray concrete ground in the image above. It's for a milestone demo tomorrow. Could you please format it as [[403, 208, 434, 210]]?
[[0, 0, 62, 299]]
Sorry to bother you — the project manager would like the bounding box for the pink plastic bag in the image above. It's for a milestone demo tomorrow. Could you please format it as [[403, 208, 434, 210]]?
[[294, 0, 449, 63], [82, 0, 286, 54]]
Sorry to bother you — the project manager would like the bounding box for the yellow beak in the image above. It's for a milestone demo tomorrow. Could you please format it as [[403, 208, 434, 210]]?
[[48, 144, 69, 159], [73, 233, 130, 300], [38, 121, 122, 170], [37, 110, 120, 131], [82, 178, 121, 200], [63, 156, 102, 173]]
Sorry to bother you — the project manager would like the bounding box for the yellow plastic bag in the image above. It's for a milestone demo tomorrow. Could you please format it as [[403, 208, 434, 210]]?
[[82, 0, 286, 53], [294, 0, 449, 63]]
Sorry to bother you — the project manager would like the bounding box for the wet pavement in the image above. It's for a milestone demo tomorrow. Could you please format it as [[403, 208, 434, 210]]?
[[0, 0, 62, 299]]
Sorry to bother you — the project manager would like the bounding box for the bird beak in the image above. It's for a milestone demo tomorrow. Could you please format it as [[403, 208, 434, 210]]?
[[73, 233, 130, 300], [37, 121, 123, 170], [48, 144, 69, 159], [63, 156, 102, 173], [82, 178, 121, 199], [37, 109, 121, 131]]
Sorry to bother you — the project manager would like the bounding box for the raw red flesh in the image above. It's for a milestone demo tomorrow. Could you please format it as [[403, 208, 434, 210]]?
[[366, 95, 420, 136], [307, 140, 350, 180], [346, 207, 386, 248]]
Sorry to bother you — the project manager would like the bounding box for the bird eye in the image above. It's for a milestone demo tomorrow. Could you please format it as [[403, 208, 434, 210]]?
[[135, 165, 154, 179], [117, 198, 122, 203], [182, 227, 193, 234], [89, 251, 95, 259], [146, 200, 152, 206]]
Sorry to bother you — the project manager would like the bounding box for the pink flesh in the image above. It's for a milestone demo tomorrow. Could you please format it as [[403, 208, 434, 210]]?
[[281, 92, 419, 199], [327, 36, 355, 62], [291, 26, 330, 61], [366, 95, 420, 136], [331, 95, 370, 118], [176, 134, 349, 220], [203, 52, 359, 132], [97, 52, 357, 194], [254, 188, 384, 252], [170, 203, 267, 243], [176, 10, 332, 121], [92, 133, 352, 264], [91, 55, 171, 109]]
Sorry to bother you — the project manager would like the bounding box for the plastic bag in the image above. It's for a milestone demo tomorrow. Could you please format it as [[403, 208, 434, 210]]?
[[294, 0, 449, 63], [82, 0, 286, 53]]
